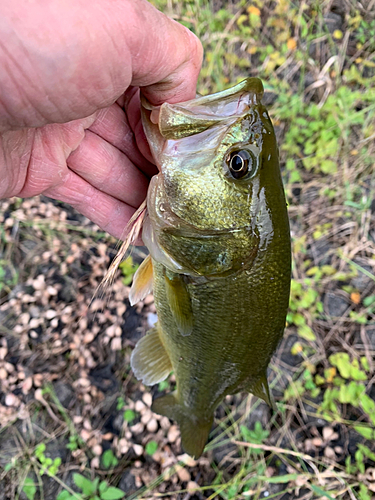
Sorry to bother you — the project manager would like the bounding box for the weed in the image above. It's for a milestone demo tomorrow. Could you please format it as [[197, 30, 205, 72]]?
[[145, 440, 158, 456], [287, 277, 323, 341], [240, 421, 270, 454], [0, 259, 18, 295], [22, 477, 37, 500], [56, 473, 125, 500], [102, 449, 119, 470], [119, 256, 138, 286], [34, 443, 62, 476], [123, 409, 136, 424]]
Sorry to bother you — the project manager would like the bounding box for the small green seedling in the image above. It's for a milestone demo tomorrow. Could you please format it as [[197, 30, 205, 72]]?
[[56, 473, 125, 500], [240, 421, 270, 454], [145, 440, 158, 456], [101, 449, 118, 469]]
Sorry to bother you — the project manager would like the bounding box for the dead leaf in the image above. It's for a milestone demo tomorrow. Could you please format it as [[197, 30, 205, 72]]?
[[350, 292, 361, 304]]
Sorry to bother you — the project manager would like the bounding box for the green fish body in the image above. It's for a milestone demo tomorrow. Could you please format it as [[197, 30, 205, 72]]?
[[129, 78, 291, 458]]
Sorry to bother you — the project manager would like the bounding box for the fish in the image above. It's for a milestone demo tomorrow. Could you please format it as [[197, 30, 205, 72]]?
[[128, 77, 291, 458]]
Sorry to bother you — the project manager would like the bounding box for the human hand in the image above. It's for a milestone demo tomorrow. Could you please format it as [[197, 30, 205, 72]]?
[[0, 0, 202, 239]]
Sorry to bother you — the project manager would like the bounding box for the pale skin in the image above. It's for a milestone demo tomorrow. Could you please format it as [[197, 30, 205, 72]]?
[[0, 0, 203, 238]]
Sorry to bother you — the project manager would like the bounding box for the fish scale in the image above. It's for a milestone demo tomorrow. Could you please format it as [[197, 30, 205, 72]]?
[[129, 78, 291, 458]]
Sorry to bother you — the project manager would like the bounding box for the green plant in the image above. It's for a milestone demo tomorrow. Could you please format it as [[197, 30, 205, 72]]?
[[158, 379, 169, 391], [343, 444, 375, 499], [0, 259, 18, 294], [276, 85, 375, 180], [116, 396, 125, 411], [66, 434, 80, 452], [287, 277, 322, 341], [354, 17, 375, 51], [119, 256, 138, 286], [34, 443, 61, 476], [56, 474, 125, 500], [22, 477, 37, 500], [101, 449, 118, 469], [145, 440, 158, 456], [123, 409, 136, 424], [240, 421, 270, 454], [314, 351, 375, 435]]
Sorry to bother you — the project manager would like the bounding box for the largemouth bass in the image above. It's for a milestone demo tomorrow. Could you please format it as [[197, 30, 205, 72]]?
[[128, 78, 291, 458]]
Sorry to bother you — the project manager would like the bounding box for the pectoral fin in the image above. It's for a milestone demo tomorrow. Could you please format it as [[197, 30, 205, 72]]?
[[130, 326, 172, 385], [129, 255, 153, 306], [164, 274, 193, 337], [248, 373, 276, 411], [152, 393, 213, 459]]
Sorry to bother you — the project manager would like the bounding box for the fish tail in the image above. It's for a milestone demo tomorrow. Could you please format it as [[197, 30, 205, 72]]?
[[152, 394, 213, 459]]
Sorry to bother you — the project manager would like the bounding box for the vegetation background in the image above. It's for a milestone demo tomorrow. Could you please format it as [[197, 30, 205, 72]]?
[[0, 0, 375, 499]]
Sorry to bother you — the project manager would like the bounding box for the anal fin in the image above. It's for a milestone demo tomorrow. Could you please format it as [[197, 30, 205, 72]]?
[[129, 254, 153, 306], [164, 273, 193, 336], [152, 393, 213, 459], [130, 326, 172, 385]]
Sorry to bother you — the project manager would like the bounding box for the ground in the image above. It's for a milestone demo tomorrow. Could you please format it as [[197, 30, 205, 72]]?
[[1, 0, 375, 499]]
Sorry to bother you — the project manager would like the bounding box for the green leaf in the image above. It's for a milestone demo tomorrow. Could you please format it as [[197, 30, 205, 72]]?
[[102, 449, 118, 469], [363, 295, 375, 307], [266, 473, 299, 483], [291, 312, 305, 326], [123, 409, 136, 423], [56, 491, 78, 500], [358, 484, 371, 500], [310, 484, 336, 500], [297, 323, 316, 341], [320, 159, 337, 174], [357, 443, 375, 462], [329, 353, 351, 378], [354, 426, 374, 439], [145, 440, 158, 455], [35, 442, 46, 460], [100, 487, 125, 500], [22, 477, 37, 500], [289, 169, 302, 183], [158, 380, 169, 391], [355, 449, 365, 473], [92, 478, 100, 492], [99, 481, 109, 494], [360, 356, 370, 371], [73, 474, 97, 496], [116, 397, 125, 411], [360, 393, 375, 422], [350, 366, 367, 381]]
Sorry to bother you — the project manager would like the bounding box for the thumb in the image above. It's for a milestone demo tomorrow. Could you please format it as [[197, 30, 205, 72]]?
[[128, 0, 203, 105]]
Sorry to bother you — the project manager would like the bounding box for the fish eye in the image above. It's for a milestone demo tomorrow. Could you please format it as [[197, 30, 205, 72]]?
[[226, 149, 255, 179]]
